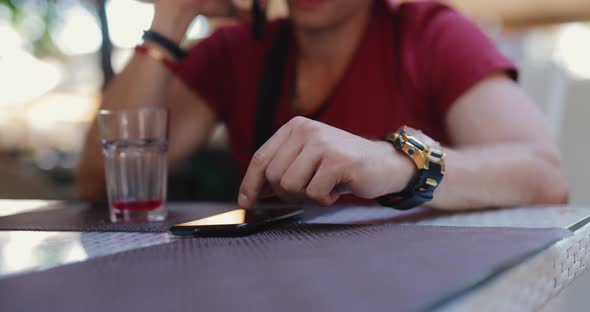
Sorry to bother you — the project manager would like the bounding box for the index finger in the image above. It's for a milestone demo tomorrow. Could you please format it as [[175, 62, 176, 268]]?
[[238, 123, 293, 208]]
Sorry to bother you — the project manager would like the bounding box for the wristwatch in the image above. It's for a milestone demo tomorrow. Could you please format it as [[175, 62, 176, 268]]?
[[375, 126, 445, 210]]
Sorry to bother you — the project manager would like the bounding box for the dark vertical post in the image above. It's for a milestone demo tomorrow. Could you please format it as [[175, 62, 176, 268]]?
[[96, 0, 114, 87]]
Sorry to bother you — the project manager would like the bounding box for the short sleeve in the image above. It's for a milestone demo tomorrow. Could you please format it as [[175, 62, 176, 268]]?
[[417, 4, 518, 113], [175, 29, 233, 121]]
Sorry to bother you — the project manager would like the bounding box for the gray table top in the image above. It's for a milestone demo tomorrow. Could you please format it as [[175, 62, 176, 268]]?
[[0, 200, 588, 311]]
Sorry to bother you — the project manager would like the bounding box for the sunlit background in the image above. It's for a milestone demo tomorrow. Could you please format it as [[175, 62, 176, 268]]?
[[0, 0, 589, 204], [0, 0, 215, 199]]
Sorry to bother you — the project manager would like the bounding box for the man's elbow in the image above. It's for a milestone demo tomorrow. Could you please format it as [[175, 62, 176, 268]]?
[[76, 167, 106, 203], [533, 144, 570, 205], [539, 174, 569, 205]]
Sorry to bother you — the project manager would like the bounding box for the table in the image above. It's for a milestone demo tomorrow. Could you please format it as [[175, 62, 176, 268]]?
[[0, 200, 589, 311]]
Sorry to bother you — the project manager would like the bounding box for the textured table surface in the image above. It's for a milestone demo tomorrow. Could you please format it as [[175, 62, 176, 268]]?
[[0, 200, 589, 311]]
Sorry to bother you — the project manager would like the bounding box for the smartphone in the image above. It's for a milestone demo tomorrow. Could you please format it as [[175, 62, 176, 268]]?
[[169, 208, 303, 237]]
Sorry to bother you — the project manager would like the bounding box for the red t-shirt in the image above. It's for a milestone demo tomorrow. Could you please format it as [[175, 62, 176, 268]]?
[[177, 0, 516, 173]]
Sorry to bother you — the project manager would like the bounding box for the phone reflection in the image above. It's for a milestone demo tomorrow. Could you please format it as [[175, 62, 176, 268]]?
[[175, 209, 247, 226]]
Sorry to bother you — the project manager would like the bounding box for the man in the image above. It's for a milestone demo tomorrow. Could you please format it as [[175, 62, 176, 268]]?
[[78, 0, 568, 210]]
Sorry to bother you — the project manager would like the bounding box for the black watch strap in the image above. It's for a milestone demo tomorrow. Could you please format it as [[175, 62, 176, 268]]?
[[142, 30, 188, 60], [376, 161, 443, 210]]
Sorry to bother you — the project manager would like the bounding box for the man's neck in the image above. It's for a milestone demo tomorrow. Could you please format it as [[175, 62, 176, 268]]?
[[294, 8, 372, 69]]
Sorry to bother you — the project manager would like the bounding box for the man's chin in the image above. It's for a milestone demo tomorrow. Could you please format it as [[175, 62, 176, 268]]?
[[290, 10, 334, 32], [290, 0, 329, 11]]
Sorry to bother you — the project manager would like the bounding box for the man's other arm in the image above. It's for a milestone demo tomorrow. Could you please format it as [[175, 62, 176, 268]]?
[[76, 3, 218, 202]]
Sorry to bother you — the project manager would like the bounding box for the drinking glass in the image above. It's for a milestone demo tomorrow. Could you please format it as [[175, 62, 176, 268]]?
[[98, 107, 168, 223]]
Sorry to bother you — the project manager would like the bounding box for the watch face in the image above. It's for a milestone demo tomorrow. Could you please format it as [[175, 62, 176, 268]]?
[[402, 126, 442, 150]]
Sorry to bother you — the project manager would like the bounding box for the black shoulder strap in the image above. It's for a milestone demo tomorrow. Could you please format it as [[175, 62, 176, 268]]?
[[254, 22, 292, 152], [251, 0, 266, 40], [254, 9, 400, 152]]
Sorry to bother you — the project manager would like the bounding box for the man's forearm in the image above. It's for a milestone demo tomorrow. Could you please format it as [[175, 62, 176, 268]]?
[[77, 50, 183, 201], [429, 143, 569, 210], [76, 5, 196, 202]]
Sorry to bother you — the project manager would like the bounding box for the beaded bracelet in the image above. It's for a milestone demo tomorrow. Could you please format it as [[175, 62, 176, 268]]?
[[135, 44, 180, 72]]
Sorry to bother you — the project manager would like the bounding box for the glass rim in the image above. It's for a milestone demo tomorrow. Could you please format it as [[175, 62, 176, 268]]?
[[98, 106, 167, 116]]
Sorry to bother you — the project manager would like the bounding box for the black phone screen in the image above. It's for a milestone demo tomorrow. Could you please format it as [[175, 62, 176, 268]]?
[[170, 208, 303, 237]]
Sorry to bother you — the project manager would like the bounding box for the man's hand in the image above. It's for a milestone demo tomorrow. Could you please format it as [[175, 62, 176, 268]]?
[[238, 117, 415, 208], [149, 0, 241, 43], [144, 0, 235, 16]]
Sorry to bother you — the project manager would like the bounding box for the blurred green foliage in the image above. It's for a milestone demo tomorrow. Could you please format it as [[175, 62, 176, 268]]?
[[0, 0, 82, 56]]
